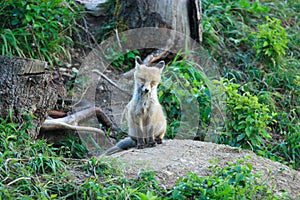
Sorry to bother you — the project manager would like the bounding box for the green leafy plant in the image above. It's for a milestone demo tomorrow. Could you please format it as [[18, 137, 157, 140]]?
[[167, 158, 285, 199], [159, 56, 211, 139], [252, 16, 288, 63], [53, 134, 88, 159], [201, 0, 269, 70], [105, 48, 140, 71], [215, 78, 274, 150]]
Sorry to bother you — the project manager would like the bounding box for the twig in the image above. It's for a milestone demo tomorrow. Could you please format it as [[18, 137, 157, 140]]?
[[28, 24, 43, 61], [72, 85, 92, 108], [92, 69, 131, 95], [7, 177, 31, 186], [74, 18, 97, 45], [115, 29, 122, 49]]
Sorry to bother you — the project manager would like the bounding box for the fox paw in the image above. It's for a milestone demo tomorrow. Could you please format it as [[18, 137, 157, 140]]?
[[146, 137, 156, 147], [137, 144, 145, 149], [155, 138, 163, 144], [146, 142, 156, 148]]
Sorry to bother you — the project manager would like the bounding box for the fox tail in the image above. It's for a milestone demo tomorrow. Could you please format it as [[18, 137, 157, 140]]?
[[103, 137, 136, 155]]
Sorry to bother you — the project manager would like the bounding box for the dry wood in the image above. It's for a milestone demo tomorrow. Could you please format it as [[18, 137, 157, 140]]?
[[42, 107, 108, 137], [0, 56, 57, 138]]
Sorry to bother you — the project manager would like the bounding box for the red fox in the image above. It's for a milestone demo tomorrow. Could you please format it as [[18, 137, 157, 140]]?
[[104, 56, 166, 155]]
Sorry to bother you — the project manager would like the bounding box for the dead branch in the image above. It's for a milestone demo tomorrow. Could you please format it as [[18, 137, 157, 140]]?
[[42, 120, 105, 136], [92, 69, 131, 95], [143, 48, 169, 64], [42, 107, 115, 141], [94, 107, 118, 130]]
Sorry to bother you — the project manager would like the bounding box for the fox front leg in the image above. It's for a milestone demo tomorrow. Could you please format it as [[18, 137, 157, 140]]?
[[145, 126, 156, 147], [137, 138, 145, 149], [136, 120, 145, 149]]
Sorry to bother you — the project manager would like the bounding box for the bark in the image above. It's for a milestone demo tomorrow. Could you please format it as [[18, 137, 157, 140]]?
[[0, 56, 57, 138], [116, 0, 202, 42]]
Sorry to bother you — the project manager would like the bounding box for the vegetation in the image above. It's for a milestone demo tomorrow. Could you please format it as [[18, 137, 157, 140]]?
[[0, 0, 84, 66], [0, 0, 299, 199], [167, 158, 286, 199], [199, 0, 300, 169], [0, 117, 285, 199], [156, 0, 300, 170], [158, 56, 211, 139]]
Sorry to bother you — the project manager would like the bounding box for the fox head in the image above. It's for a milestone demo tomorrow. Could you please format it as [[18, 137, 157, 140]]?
[[134, 56, 165, 94]]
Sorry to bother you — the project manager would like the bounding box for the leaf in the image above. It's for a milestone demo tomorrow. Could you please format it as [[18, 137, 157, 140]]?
[[263, 41, 268, 47], [237, 133, 246, 142], [245, 127, 251, 137], [235, 173, 245, 183]]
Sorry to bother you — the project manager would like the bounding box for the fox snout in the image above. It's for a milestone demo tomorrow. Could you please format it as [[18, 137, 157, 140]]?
[[141, 85, 150, 93]]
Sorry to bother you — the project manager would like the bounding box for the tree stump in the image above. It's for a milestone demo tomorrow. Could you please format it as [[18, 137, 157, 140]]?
[[116, 0, 202, 42], [0, 56, 57, 139]]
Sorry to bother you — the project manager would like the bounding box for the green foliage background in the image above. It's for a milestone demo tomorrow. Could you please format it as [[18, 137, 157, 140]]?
[[0, 0, 83, 66]]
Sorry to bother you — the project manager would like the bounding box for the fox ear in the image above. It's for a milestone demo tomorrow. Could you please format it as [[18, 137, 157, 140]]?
[[135, 56, 143, 70], [156, 61, 165, 72], [135, 56, 143, 68]]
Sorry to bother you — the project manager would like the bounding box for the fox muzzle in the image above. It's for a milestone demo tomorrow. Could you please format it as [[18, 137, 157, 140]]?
[[141, 85, 150, 93]]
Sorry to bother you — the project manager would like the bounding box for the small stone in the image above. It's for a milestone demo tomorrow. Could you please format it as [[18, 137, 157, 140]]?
[[59, 67, 67, 72], [65, 63, 72, 68], [73, 63, 81, 67], [72, 67, 79, 73]]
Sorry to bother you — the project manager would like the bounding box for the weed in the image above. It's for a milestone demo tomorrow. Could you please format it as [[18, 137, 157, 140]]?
[[53, 134, 88, 159], [107, 49, 140, 71], [252, 16, 288, 63], [159, 55, 211, 139], [201, 0, 300, 169], [214, 78, 275, 150]]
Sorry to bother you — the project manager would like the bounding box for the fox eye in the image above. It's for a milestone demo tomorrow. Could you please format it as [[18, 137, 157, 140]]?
[[150, 81, 156, 87], [139, 78, 145, 83]]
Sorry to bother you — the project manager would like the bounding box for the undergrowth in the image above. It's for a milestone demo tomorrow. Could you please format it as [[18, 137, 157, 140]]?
[[0, 117, 288, 199], [199, 0, 300, 169], [167, 158, 287, 199]]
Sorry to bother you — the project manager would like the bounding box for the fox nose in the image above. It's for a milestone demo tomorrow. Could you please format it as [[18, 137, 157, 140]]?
[[141, 86, 149, 93]]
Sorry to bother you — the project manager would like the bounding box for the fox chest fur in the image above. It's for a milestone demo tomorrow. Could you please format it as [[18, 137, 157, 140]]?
[[131, 89, 157, 117]]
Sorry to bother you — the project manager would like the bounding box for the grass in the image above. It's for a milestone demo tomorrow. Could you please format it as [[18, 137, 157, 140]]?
[[0, 0, 84, 66]]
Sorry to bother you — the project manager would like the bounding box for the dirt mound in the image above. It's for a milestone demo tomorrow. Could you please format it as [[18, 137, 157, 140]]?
[[110, 139, 300, 199]]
